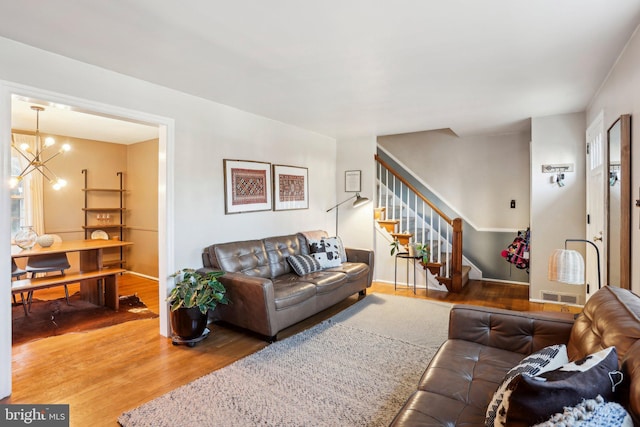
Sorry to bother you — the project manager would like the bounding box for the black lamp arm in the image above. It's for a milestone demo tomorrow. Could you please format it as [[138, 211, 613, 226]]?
[[565, 238, 601, 290]]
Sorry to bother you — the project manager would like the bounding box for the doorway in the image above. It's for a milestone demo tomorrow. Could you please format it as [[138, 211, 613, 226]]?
[[1, 81, 175, 398]]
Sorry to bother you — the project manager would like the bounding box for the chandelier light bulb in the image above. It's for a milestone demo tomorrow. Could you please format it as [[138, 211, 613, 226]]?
[[11, 106, 71, 190]]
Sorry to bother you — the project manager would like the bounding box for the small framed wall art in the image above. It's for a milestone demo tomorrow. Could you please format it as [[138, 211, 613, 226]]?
[[223, 159, 272, 214], [273, 164, 309, 211], [345, 170, 361, 192]]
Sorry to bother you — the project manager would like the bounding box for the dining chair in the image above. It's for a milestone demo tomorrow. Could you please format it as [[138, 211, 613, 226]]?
[[12, 258, 28, 314], [25, 235, 71, 308]]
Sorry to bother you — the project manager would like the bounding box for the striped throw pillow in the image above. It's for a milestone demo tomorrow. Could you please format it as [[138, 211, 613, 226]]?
[[287, 254, 322, 276]]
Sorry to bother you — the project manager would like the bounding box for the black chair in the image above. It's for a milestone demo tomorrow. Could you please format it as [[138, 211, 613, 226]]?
[[25, 235, 71, 309]]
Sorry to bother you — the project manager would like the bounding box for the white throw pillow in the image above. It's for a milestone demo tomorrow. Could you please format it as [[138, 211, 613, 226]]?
[[309, 237, 342, 268]]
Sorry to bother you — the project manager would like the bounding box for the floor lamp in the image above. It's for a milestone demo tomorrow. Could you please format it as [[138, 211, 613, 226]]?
[[326, 193, 369, 236], [548, 238, 601, 294]]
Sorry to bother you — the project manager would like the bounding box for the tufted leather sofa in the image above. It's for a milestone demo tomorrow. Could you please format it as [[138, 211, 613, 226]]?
[[199, 230, 374, 341], [390, 285, 640, 426]]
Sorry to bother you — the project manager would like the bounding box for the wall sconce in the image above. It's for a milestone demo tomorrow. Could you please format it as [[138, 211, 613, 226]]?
[[542, 164, 573, 188]]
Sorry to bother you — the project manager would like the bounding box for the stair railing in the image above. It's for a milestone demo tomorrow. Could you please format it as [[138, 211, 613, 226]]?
[[375, 154, 464, 292]]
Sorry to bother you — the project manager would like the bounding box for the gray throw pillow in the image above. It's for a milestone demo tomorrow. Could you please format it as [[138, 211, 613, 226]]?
[[287, 254, 322, 276]]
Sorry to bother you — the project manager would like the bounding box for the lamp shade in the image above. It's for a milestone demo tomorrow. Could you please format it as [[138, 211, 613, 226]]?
[[548, 249, 585, 284], [352, 193, 369, 208]]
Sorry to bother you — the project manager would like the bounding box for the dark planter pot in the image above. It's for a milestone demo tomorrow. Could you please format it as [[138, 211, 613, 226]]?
[[170, 306, 208, 340]]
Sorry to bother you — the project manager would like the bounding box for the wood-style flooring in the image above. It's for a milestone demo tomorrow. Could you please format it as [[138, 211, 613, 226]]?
[[3, 275, 579, 426]]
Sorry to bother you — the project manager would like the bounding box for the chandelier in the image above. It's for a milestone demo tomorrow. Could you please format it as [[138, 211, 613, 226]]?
[[10, 106, 70, 190]]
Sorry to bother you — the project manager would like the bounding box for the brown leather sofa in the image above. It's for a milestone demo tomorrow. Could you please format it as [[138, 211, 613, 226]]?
[[390, 285, 640, 426], [199, 230, 374, 341]]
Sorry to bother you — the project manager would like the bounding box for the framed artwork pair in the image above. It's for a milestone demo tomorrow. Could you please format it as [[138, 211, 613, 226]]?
[[223, 159, 308, 214]]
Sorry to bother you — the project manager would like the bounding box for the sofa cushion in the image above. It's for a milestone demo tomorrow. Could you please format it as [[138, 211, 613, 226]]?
[[309, 237, 342, 268], [414, 339, 524, 421], [264, 234, 304, 278], [499, 346, 621, 426], [389, 389, 487, 426], [271, 278, 317, 310], [486, 344, 569, 427], [301, 271, 348, 294], [325, 261, 369, 281], [211, 239, 270, 277], [287, 254, 322, 276]]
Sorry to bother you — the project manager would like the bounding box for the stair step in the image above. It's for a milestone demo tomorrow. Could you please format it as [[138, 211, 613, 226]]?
[[374, 207, 386, 220], [390, 233, 413, 246], [377, 219, 398, 233]]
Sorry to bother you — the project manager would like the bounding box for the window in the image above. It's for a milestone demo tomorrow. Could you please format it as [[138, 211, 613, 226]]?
[[10, 150, 29, 239]]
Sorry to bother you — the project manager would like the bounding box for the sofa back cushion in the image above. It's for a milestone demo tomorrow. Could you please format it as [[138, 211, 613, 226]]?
[[263, 234, 304, 278], [206, 239, 271, 278], [297, 230, 329, 255]]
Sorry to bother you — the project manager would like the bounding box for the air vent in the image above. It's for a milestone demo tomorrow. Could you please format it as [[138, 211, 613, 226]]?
[[541, 290, 581, 305]]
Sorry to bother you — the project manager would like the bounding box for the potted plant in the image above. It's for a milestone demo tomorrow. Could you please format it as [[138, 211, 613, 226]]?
[[167, 268, 229, 341], [414, 243, 430, 268], [390, 239, 401, 256]]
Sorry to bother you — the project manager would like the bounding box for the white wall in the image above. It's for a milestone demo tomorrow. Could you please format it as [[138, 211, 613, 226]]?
[[0, 37, 338, 398], [587, 25, 640, 295], [335, 136, 376, 249], [378, 129, 531, 231], [530, 112, 586, 303]]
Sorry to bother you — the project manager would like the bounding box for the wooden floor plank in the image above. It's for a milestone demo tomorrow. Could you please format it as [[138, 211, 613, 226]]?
[[3, 275, 579, 426]]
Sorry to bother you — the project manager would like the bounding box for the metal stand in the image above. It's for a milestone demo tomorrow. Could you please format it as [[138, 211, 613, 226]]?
[[394, 252, 420, 294], [171, 328, 210, 347]]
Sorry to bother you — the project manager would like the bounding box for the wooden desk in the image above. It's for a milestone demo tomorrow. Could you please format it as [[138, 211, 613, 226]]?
[[12, 239, 133, 310]]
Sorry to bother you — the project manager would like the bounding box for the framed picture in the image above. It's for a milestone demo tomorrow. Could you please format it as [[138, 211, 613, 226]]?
[[223, 159, 272, 214], [345, 170, 361, 192], [273, 164, 309, 211]]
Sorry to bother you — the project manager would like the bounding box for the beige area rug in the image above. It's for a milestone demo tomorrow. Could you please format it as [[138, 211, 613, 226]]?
[[119, 294, 452, 427]]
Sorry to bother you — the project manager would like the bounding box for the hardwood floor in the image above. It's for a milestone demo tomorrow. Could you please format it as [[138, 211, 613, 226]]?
[[3, 275, 579, 426]]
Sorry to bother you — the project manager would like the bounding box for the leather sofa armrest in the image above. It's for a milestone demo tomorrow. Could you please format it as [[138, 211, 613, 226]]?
[[346, 247, 374, 265], [448, 304, 575, 356], [197, 268, 278, 338], [345, 247, 375, 286]]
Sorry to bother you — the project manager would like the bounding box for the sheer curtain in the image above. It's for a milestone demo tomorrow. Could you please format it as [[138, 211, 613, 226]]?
[[12, 133, 45, 235]]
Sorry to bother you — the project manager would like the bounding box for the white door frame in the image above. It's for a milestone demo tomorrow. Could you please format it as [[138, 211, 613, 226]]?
[[585, 110, 605, 302], [0, 81, 175, 399]]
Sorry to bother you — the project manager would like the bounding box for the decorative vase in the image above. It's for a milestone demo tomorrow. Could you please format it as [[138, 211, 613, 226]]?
[[37, 234, 55, 247], [170, 306, 208, 340], [15, 226, 38, 250]]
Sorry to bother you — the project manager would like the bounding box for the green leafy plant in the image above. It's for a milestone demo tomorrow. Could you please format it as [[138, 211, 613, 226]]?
[[390, 239, 401, 256], [414, 243, 430, 266], [167, 268, 230, 314]]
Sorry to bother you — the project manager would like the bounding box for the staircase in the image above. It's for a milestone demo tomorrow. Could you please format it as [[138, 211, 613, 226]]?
[[375, 154, 470, 292]]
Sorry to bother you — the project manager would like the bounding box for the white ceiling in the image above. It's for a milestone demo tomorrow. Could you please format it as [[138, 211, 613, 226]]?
[[2, 1, 640, 141], [11, 98, 158, 144]]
